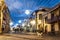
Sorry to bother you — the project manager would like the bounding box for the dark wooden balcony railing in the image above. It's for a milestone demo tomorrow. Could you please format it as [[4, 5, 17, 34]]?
[[47, 16, 57, 24], [58, 16, 60, 20]]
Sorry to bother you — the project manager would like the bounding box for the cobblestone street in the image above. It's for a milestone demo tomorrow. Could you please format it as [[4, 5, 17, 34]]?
[[0, 33, 43, 40], [0, 0, 60, 40], [0, 33, 60, 40]]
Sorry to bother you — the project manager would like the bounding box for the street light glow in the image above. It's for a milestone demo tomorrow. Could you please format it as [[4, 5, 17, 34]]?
[[10, 22, 13, 26], [18, 20, 21, 23], [27, 24, 30, 26], [16, 24, 18, 26], [30, 20, 35, 25], [13, 24, 18, 27], [38, 20, 41, 24], [22, 23, 25, 27], [25, 10, 30, 15]]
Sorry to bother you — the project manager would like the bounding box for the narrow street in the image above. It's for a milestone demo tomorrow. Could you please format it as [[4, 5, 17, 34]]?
[[0, 0, 60, 40], [0, 33, 60, 40], [0, 33, 43, 40]]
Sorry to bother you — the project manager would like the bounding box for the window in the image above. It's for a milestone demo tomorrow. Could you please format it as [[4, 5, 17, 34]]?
[[51, 12, 54, 19], [55, 8, 59, 16], [3, 17, 6, 20], [48, 13, 51, 19], [45, 17, 47, 23], [39, 14, 42, 20], [59, 7, 60, 16], [0, 6, 1, 10]]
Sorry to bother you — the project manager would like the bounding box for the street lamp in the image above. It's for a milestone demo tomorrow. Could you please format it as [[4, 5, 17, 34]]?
[[30, 20, 35, 25], [18, 20, 21, 23], [25, 10, 30, 15], [16, 24, 18, 26], [10, 22, 13, 26], [22, 23, 25, 27]]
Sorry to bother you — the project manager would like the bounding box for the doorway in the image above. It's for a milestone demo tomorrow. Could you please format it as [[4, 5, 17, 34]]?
[[51, 24, 55, 35], [45, 25, 47, 33]]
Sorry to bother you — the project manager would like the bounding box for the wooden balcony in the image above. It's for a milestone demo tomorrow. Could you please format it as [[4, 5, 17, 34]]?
[[58, 16, 60, 20], [47, 16, 57, 24]]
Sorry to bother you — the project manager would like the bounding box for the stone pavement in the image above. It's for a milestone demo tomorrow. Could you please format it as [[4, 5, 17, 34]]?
[[0, 33, 43, 40], [0, 33, 60, 40]]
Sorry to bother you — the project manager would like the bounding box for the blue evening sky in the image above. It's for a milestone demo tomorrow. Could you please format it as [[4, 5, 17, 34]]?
[[5, 0, 60, 27]]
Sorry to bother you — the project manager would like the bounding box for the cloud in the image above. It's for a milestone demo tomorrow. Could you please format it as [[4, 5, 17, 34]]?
[[5, 0, 23, 10], [5, 0, 15, 5], [13, 1, 22, 9]]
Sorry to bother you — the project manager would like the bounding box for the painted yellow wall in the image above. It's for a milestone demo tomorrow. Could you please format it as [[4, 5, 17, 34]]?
[[47, 13, 51, 19], [0, 0, 4, 33], [47, 24, 51, 32], [0, 12, 3, 33], [37, 11, 43, 30], [54, 23, 59, 31], [0, 0, 10, 33]]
